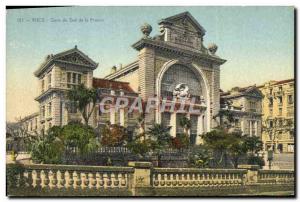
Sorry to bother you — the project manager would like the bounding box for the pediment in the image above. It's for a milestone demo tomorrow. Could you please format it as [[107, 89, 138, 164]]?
[[54, 50, 97, 68], [161, 12, 206, 35]]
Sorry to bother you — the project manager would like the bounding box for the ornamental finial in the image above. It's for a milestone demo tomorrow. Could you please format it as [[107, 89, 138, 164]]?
[[140, 23, 152, 38], [208, 43, 218, 55]]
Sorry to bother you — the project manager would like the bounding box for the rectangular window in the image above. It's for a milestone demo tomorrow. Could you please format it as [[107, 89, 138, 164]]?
[[249, 101, 256, 112], [176, 113, 185, 134], [279, 108, 282, 116], [269, 120, 273, 128], [278, 96, 283, 104], [269, 98, 273, 106], [288, 95, 293, 104], [78, 74, 81, 84], [72, 73, 76, 84], [67, 72, 71, 83], [48, 102, 52, 116], [190, 115, 198, 135], [161, 113, 171, 127]]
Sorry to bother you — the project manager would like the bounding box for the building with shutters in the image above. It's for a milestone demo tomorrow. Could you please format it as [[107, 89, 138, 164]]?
[[258, 79, 294, 153]]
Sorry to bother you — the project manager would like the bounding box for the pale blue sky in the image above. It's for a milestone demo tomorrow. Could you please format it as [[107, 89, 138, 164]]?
[[6, 6, 294, 121]]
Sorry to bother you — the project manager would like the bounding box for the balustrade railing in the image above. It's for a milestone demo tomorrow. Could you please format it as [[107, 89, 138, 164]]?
[[257, 170, 294, 184], [152, 168, 247, 187], [7, 163, 295, 196], [8, 163, 133, 190]]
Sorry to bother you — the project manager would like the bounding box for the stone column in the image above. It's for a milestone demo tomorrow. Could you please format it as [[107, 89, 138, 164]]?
[[110, 107, 115, 124], [170, 112, 176, 137], [254, 121, 258, 136], [120, 108, 125, 126], [128, 162, 153, 196], [186, 113, 191, 136], [138, 47, 155, 130], [211, 65, 220, 129], [240, 120, 244, 134], [196, 114, 203, 145]]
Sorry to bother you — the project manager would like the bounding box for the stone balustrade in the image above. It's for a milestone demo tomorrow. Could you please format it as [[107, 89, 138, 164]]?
[[258, 170, 294, 184], [7, 162, 295, 196], [152, 168, 247, 187], [8, 163, 133, 190]]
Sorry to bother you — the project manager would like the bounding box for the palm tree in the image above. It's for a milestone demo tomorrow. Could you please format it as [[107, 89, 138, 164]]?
[[147, 123, 172, 147], [179, 116, 191, 136], [147, 123, 172, 166], [67, 84, 98, 125]]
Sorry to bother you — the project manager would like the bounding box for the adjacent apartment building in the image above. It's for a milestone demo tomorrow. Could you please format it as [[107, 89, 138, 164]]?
[[258, 79, 294, 153], [220, 86, 263, 137]]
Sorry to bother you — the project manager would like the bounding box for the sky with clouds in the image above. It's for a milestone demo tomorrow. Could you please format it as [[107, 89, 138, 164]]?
[[6, 6, 294, 121]]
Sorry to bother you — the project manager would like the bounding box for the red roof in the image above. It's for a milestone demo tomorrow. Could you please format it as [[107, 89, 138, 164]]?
[[92, 78, 135, 93]]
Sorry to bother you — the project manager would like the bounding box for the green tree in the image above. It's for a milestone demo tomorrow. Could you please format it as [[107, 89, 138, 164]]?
[[179, 116, 191, 136], [227, 133, 248, 168], [202, 128, 232, 167], [67, 84, 98, 125], [213, 109, 235, 129], [189, 145, 213, 168], [243, 136, 263, 155], [30, 126, 64, 164], [61, 123, 98, 154], [147, 123, 172, 149]]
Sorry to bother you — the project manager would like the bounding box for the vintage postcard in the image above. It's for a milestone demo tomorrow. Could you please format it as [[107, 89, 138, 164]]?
[[6, 6, 295, 197]]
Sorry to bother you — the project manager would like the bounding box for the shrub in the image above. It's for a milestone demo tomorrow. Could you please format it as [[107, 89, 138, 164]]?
[[247, 155, 265, 168]]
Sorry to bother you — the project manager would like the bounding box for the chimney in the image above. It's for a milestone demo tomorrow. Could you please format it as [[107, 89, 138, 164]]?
[[111, 65, 117, 74]]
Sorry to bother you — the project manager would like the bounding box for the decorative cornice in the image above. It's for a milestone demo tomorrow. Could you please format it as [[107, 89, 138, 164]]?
[[34, 87, 67, 101], [34, 47, 99, 77], [132, 38, 226, 65]]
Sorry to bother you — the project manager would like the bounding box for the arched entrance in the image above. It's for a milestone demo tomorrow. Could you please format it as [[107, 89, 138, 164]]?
[[156, 60, 210, 144]]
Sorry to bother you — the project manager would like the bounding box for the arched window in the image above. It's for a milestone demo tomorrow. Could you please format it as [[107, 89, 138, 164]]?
[[160, 64, 202, 98]]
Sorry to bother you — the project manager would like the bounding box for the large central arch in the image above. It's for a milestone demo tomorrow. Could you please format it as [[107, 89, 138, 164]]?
[[155, 60, 211, 143]]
